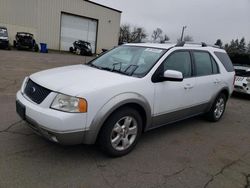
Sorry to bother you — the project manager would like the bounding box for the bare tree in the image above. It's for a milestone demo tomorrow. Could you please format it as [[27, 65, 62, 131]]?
[[119, 24, 147, 44], [130, 27, 147, 43], [151, 28, 163, 41], [119, 24, 131, 44]]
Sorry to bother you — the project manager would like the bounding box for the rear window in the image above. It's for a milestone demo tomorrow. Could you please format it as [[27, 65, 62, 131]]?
[[235, 69, 250, 77], [214, 52, 234, 72]]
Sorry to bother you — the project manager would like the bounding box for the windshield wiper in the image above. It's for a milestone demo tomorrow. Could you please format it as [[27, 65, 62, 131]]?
[[125, 65, 139, 76], [89, 62, 137, 76], [99, 63, 128, 75], [112, 62, 122, 72]]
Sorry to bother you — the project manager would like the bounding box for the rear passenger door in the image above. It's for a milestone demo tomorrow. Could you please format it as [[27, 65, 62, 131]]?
[[191, 50, 221, 105]]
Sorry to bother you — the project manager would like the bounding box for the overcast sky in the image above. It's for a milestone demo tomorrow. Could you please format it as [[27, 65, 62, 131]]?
[[93, 0, 250, 45]]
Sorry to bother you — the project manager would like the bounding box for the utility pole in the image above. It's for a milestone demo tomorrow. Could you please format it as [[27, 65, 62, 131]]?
[[180, 26, 187, 41]]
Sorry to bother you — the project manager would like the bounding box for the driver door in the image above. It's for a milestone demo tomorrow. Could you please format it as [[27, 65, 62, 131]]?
[[152, 50, 197, 128]]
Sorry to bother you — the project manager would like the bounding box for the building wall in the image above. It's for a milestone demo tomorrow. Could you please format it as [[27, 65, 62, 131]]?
[[0, 0, 121, 53]]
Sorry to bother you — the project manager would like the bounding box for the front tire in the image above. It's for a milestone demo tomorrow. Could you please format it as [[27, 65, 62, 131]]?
[[98, 107, 142, 157], [206, 93, 227, 122]]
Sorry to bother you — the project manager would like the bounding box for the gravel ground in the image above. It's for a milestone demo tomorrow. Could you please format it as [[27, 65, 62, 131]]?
[[0, 50, 250, 188]]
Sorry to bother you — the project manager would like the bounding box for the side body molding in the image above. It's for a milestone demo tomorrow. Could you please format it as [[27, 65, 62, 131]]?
[[83, 92, 152, 144]]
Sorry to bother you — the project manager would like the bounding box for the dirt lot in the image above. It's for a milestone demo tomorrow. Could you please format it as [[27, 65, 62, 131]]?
[[0, 50, 250, 188]]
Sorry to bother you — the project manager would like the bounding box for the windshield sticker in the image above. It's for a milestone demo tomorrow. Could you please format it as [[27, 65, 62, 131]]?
[[145, 48, 162, 53]]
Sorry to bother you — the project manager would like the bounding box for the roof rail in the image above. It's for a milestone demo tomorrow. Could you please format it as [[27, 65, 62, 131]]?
[[201, 42, 207, 47], [175, 42, 223, 49]]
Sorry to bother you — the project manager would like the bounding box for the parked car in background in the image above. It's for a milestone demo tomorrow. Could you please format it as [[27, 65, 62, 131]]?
[[234, 65, 250, 95], [69, 40, 92, 56], [13, 32, 39, 52], [16, 42, 235, 157], [0, 26, 10, 50]]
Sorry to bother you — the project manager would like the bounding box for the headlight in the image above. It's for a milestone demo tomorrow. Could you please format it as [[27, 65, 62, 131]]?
[[51, 94, 87, 113], [21, 77, 29, 94]]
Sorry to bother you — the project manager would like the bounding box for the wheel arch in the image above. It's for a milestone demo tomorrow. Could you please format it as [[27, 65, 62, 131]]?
[[83, 93, 152, 144], [206, 87, 230, 112]]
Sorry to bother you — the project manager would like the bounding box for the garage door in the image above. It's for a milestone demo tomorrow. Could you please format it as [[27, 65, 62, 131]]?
[[60, 13, 97, 53]]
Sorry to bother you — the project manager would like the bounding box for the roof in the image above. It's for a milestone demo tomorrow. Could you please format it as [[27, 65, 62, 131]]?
[[125, 43, 176, 50], [0, 26, 7, 29], [84, 0, 122, 13], [17, 32, 33, 35], [124, 42, 226, 52], [234, 65, 250, 71]]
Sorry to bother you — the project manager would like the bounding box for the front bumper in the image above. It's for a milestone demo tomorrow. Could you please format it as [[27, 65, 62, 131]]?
[[0, 40, 9, 48], [16, 91, 88, 145], [234, 83, 250, 95]]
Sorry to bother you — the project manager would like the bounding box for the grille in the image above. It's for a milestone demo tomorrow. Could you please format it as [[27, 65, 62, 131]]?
[[24, 79, 51, 104], [235, 77, 244, 81]]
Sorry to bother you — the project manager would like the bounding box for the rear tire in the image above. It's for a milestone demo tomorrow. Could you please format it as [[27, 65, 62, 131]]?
[[206, 93, 227, 122], [98, 107, 142, 157]]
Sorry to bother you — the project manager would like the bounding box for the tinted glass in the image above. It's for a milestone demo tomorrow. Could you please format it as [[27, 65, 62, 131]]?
[[235, 69, 250, 77], [214, 52, 234, 72], [0, 28, 8, 37], [211, 57, 219, 74], [90, 46, 166, 77], [194, 51, 213, 76], [163, 51, 192, 78]]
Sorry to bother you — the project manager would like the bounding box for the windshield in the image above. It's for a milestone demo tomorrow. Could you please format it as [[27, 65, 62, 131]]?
[[89, 46, 166, 77], [0, 28, 8, 37], [18, 33, 33, 38]]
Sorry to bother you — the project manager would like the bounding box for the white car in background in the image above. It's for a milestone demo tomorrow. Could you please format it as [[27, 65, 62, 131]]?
[[16, 42, 235, 157], [234, 65, 250, 95]]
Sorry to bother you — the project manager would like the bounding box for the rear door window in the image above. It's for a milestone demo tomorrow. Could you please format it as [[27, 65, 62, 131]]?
[[193, 51, 213, 76]]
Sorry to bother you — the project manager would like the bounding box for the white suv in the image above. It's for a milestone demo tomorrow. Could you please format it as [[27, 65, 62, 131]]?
[[16, 42, 235, 157], [234, 65, 250, 95]]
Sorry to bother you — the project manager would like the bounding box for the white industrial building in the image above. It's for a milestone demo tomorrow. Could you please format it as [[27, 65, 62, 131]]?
[[0, 0, 122, 53]]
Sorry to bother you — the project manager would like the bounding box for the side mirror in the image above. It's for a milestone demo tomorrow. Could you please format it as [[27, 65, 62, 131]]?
[[163, 70, 183, 82]]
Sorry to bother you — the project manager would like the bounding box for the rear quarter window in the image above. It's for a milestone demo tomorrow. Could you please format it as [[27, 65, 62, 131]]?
[[214, 52, 234, 72]]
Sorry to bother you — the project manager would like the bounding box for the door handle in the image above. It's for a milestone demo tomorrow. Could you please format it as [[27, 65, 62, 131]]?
[[184, 84, 194, 90]]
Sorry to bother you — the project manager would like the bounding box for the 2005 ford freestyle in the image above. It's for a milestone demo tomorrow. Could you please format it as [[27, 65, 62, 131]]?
[[16, 42, 235, 157]]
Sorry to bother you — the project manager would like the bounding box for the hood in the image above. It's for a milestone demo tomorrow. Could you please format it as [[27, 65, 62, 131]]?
[[234, 65, 250, 71], [30, 64, 137, 96]]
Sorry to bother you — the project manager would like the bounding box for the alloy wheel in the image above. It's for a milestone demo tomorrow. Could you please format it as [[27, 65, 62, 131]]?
[[110, 116, 138, 151]]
